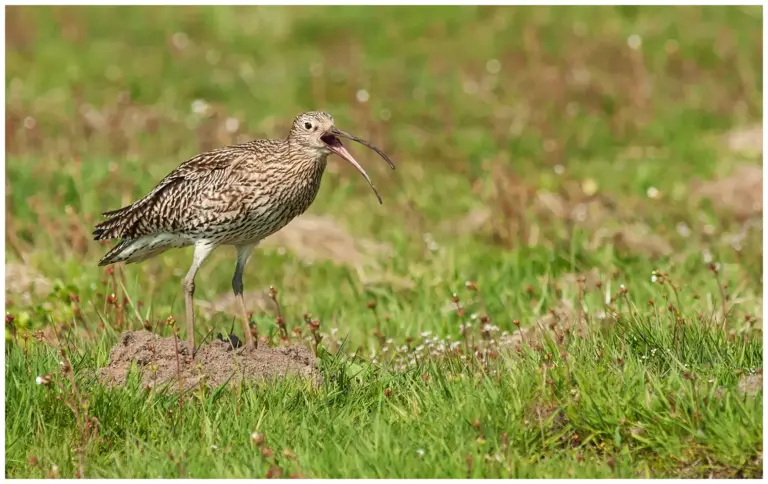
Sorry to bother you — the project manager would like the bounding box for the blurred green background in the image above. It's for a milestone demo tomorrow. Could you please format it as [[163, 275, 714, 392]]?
[[6, 5, 762, 338], [4, 6, 763, 477]]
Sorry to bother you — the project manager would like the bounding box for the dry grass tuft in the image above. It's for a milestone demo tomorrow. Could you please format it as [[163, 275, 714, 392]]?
[[691, 164, 762, 220], [5, 262, 54, 306]]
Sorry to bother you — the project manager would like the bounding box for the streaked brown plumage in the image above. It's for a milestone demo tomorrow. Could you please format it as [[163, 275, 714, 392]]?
[[93, 111, 394, 351]]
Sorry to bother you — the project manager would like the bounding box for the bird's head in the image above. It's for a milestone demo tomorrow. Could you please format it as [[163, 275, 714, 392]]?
[[289, 111, 396, 204]]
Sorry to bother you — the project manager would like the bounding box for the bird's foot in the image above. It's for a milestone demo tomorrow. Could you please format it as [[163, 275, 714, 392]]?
[[216, 332, 243, 351]]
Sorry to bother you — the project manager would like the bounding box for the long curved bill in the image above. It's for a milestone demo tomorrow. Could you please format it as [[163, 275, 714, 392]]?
[[330, 127, 396, 170], [323, 128, 395, 204]]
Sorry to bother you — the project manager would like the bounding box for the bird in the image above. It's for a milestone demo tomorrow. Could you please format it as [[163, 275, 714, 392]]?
[[93, 111, 395, 352]]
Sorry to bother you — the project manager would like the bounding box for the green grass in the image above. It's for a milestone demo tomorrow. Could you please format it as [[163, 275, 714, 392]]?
[[5, 5, 763, 478]]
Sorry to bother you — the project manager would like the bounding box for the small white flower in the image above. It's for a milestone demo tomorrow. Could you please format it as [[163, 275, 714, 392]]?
[[224, 117, 239, 133], [627, 34, 642, 50], [356, 89, 370, 103], [191, 99, 209, 115], [211, 445, 218, 450], [485, 59, 501, 74], [416, 449, 425, 457], [421, 331, 432, 338], [35, 376, 45, 385], [463, 80, 479, 95], [676, 222, 691, 238], [595, 311, 607, 320], [172, 32, 189, 50]]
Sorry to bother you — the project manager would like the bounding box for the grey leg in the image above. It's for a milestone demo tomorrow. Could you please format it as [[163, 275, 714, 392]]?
[[182, 241, 216, 353], [233, 244, 257, 350]]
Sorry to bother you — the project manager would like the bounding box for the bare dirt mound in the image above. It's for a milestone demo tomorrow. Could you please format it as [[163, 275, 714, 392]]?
[[99, 331, 320, 391]]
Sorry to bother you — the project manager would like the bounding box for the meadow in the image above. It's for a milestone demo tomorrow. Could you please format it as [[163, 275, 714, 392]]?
[[4, 5, 763, 478]]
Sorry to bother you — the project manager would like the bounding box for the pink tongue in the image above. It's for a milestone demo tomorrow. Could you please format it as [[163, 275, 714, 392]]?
[[327, 139, 381, 200], [330, 141, 353, 159]]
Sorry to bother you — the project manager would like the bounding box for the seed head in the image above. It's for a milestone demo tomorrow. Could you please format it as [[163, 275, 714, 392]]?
[[265, 465, 282, 478], [35, 374, 51, 386], [282, 448, 296, 460], [251, 431, 265, 446]]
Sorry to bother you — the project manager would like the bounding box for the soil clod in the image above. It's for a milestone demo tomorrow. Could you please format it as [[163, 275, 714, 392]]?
[[99, 330, 319, 391]]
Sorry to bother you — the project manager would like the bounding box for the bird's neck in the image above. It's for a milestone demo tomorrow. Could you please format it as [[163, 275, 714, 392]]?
[[284, 140, 327, 177]]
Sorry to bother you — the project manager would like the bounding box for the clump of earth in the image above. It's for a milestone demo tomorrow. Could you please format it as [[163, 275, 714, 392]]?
[[99, 330, 320, 391]]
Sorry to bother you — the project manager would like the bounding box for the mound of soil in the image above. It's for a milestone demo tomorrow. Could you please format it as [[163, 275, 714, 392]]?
[[99, 331, 320, 391]]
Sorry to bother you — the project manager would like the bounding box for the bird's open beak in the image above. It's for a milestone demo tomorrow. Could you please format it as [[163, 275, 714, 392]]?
[[320, 127, 395, 204]]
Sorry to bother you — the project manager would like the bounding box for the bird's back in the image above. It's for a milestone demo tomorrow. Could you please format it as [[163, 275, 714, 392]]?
[[93, 137, 325, 247]]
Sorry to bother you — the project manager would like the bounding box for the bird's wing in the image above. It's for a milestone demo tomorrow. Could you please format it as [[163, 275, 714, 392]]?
[[93, 143, 268, 240]]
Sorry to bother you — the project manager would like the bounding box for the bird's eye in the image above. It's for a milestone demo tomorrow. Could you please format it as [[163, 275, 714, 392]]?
[[304, 121, 313, 130]]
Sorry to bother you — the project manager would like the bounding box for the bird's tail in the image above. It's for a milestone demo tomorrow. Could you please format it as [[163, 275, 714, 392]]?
[[98, 240, 132, 266], [93, 209, 136, 242], [98, 234, 180, 266]]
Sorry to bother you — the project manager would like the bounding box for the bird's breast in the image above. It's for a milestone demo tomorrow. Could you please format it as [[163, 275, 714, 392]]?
[[229, 169, 325, 243]]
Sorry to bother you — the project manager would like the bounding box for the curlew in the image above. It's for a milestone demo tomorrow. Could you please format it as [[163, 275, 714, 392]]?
[[93, 111, 394, 352]]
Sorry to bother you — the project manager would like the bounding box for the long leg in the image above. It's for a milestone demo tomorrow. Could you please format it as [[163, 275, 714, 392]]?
[[233, 243, 257, 350], [182, 240, 216, 353]]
